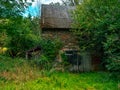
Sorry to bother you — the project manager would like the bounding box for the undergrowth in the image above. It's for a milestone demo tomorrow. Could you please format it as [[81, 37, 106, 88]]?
[[0, 56, 119, 90]]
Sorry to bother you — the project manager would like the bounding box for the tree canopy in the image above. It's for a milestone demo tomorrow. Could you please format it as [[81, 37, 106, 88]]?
[[72, 0, 120, 77], [0, 0, 33, 18], [0, 0, 40, 57]]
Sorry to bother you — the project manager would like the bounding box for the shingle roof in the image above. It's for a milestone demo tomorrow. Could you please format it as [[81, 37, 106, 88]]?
[[41, 4, 75, 29]]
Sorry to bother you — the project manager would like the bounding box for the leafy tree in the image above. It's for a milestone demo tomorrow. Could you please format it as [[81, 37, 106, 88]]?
[[6, 18, 39, 57], [72, 0, 120, 78], [26, 0, 41, 38], [0, 19, 10, 47], [0, 0, 32, 18], [30, 17, 41, 37], [0, 0, 40, 57]]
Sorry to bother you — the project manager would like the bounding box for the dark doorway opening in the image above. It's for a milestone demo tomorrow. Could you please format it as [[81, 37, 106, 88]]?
[[64, 50, 81, 72]]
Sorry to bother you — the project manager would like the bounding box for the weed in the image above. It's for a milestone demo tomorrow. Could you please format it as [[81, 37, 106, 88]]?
[[0, 57, 119, 90]]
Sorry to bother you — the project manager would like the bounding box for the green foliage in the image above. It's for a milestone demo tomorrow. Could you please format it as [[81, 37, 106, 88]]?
[[30, 17, 41, 36], [0, 0, 32, 18], [61, 52, 68, 61], [0, 71, 119, 89], [33, 55, 51, 70], [40, 38, 63, 61], [0, 32, 8, 47], [0, 56, 41, 84], [60, 52, 69, 65], [0, 19, 10, 47], [0, 56, 119, 90], [30, 38, 63, 70], [0, 0, 37, 57], [4, 18, 40, 57], [72, 0, 120, 77], [0, 55, 25, 72]]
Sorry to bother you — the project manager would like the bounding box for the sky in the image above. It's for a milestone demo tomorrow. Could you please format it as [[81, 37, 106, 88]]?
[[24, 0, 62, 17]]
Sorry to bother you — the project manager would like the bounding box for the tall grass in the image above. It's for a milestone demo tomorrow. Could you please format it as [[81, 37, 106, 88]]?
[[0, 56, 119, 90], [0, 56, 41, 83]]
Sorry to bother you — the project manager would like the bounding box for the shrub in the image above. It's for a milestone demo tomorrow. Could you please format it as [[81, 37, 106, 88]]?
[[31, 38, 63, 70], [72, 0, 120, 78], [4, 18, 40, 57], [40, 38, 63, 61], [33, 55, 50, 70], [60, 52, 69, 65]]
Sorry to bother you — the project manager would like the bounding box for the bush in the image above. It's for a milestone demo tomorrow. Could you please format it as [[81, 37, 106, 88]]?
[[72, 0, 120, 78], [60, 52, 69, 65], [31, 38, 63, 70], [4, 18, 40, 57], [33, 55, 51, 70], [40, 38, 63, 61], [103, 34, 120, 78]]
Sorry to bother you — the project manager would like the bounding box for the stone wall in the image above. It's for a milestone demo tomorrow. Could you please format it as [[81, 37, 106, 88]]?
[[41, 29, 101, 72], [42, 29, 79, 49]]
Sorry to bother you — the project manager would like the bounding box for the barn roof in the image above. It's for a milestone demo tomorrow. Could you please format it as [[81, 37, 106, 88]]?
[[41, 4, 75, 29]]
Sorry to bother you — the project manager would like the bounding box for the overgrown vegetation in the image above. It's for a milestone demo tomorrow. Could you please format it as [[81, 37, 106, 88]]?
[[40, 38, 63, 61], [0, 56, 119, 90], [6, 18, 40, 57], [32, 38, 63, 70], [0, 0, 120, 89], [72, 0, 120, 78], [0, 56, 41, 83], [0, 0, 40, 57]]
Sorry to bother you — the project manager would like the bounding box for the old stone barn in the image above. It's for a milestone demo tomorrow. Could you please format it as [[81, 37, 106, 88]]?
[[41, 4, 101, 72], [41, 4, 76, 48]]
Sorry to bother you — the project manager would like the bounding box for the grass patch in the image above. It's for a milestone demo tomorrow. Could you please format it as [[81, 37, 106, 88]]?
[[0, 56, 119, 90], [0, 56, 41, 83]]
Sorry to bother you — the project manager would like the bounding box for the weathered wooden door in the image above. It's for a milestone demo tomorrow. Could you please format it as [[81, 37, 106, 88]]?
[[65, 50, 81, 72], [65, 50, 91, 72]]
